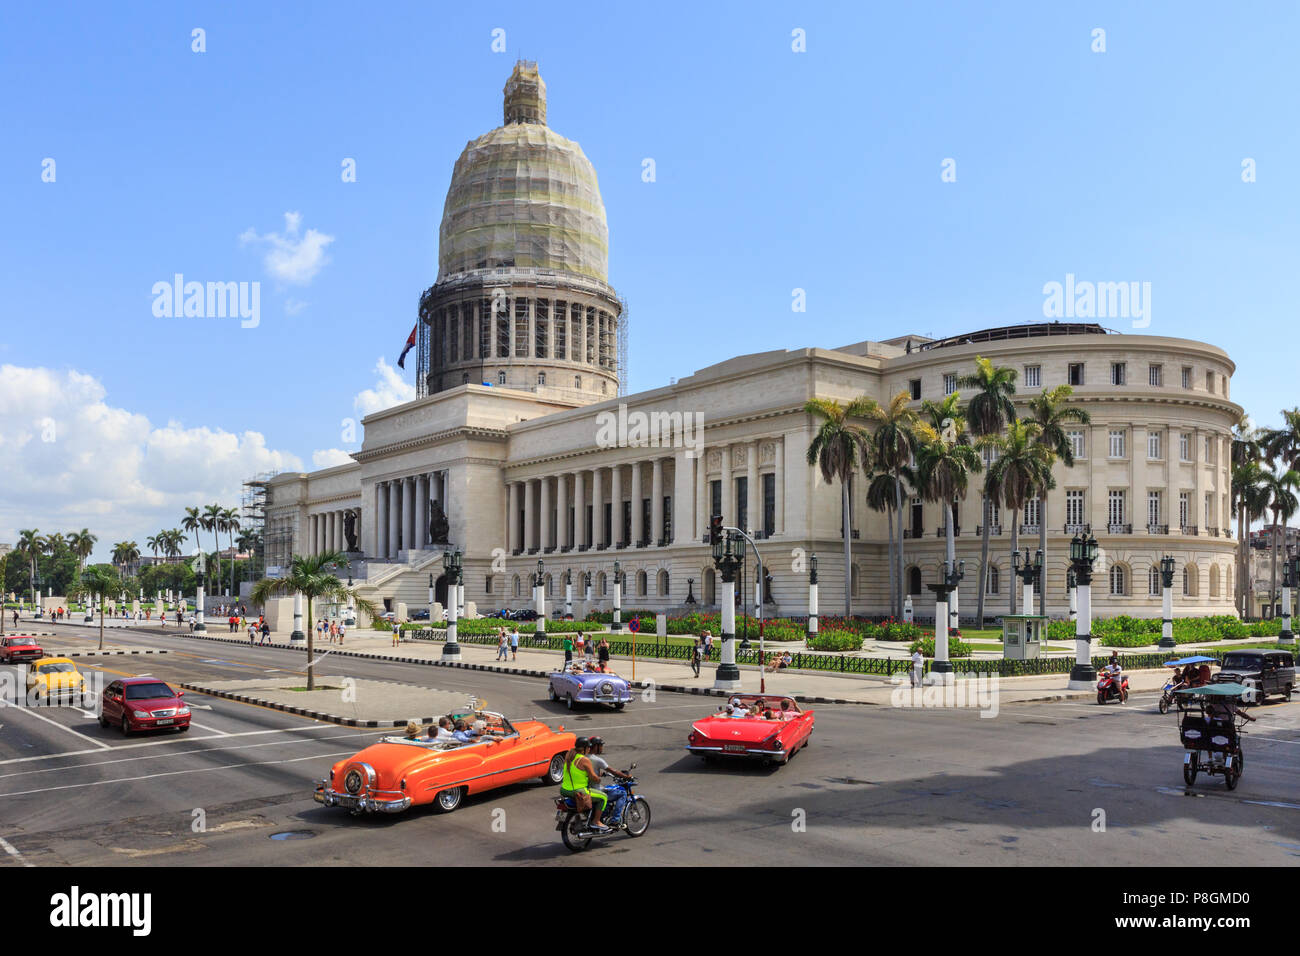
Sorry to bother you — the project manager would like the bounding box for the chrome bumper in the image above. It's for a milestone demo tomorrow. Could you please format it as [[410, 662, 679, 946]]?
[[314, 785, 412, 814], [686, 744, 784, 757]]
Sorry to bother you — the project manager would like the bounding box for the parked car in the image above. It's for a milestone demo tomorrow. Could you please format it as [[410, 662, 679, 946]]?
[[510, 608, 539, 622], [100, 677, 192, 734], [314, 712, 574, 814], [411, 609, 430, 621], [548, 665, 632, 710], [687, 694, 815, 766], [0, 635, 44, 665], [1213, 649, 1294, 703], [25, 657, 88, 703]]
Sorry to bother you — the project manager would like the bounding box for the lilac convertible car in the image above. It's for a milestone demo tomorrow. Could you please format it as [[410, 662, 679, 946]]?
[[547, 666, 632, 710]]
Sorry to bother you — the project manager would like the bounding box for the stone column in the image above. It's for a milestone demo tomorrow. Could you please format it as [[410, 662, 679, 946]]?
[[631, 461, 644, 546], [387, 481, 400, 559], [556, 473, 569, 549], [612, 464, 624, 547], [376, 483, 389, 559], [508, 481, 521, 552], [318, 513, 326, 554], [747, 441, 759, 534], [401, 477, 414, 554], [524, 478, 536, 552], [695, 450, 707, 539], [574, 470, 587, 548], [540, 475, 552, 551], [414, 474, 427, 550], [721, 444, 733, 528], [307, 515, 316, 556], [774, 437, 785, 535], [591, 468, 604, 547], [651, 458, 664, 545], [674, 452, 693, 546]]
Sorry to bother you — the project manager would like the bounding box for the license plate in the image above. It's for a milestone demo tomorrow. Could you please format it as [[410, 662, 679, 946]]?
[[155, 718, 174, 725], [723, 744, 746, 753]]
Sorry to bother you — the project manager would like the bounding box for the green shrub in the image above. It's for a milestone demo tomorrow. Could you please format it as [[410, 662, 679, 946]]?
[[806, 630, 861, 652], [909, 636, 974, 658]]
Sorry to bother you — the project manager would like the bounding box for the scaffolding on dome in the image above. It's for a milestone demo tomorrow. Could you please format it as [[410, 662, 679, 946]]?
[[241, 471, 279, 580], [617, 295, 629, 396]]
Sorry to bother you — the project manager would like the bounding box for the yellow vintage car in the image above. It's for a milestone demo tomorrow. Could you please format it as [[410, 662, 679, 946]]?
[[26, 657, 89, 702]]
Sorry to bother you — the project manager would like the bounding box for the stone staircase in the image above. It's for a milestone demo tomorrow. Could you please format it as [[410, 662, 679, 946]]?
[[351, 549, 452, 619]]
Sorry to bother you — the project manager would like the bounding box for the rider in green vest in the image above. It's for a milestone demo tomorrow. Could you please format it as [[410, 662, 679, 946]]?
[[560, 737, 609, 830]]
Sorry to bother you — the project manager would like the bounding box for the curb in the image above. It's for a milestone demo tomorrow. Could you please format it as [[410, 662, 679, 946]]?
[[55, 649, 170, 658], [175, 682, 451, 729]]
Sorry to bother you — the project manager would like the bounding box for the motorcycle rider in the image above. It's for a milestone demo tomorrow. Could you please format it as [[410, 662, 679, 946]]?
[[1101, 651, 1125, 699], [587, 737, 633, 824], [561, 737, 610, 831]]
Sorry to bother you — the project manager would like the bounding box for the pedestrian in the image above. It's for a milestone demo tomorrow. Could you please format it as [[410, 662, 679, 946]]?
[[910, 647, 924, 689], [574, 633, 585, 659], [187, 615, 195, 633], [510, 626, 519, 661], [392, 620, 400, 648], [563, 635, 574, 664], [584, 635, 596, 665], [597, 637, 610, 673], [338, 622, 346, 645], [702, 630, 713, 660], [496, 629, 508, 660], [690, 638, 702, 678], [260, 620, 271, 645], [248, 622, 256, 644]]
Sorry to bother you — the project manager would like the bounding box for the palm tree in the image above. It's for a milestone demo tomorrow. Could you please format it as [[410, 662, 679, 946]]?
[[866, 469, 901, 616], [1232, 457, 1267, 618], [804, 397, 875, 619], [250, 552, 377, 691], [182, 507, 203, 560], [202, 504, 224, 595], [111, 541, 141, 576], [146, 533, 164, 566], [222, 506, 241, 597], [863, 391, 937, 617], [66, 529, 97, 570], [984, 420, 1055, 615], [1260, 468, 1300, 619], [1025, 384, 1090, 612], [915, 425, 982, 611], [957, 356, 1019, 627], [79, 565, 117, 651], [1260, 410, 1300, 618], [164, 529, 185, 562], [236, 529, 260, 584], [17, 529, 41, 604]]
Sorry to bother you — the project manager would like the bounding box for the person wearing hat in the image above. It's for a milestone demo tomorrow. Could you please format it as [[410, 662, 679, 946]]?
[[403, 720, 422, 740], [560, 737, 609, 831]]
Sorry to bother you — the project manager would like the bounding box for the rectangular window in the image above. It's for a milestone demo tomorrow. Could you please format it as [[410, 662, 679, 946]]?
[[1204, 436, 1214, 464], [735, 477, 748, 533], [1148, 490, 1161, 527], [1206, 370, 1215, 391], [943, 373, 957, 395], [710, 480, 722, 524], [1024, 365, 1041, 388], [1179, 492, 1190, 529], [448, 306, 459, 363], [1023, 498, 1041, 527], [1111, 362, 1126, 386], [1068, 363, 1085, 386], [1181, 366, 1192, 389], [663, 495, 673, 542], [462, 311, 474, 361], [1108, 490, 1126, 527], [909, 379, 921, 401], [1068, 429, 1086, 460], [988, 501, 1000, 527], [1109, 429, 1126, 459], [1205, 493, 1213, 527], [1148, 364, 1163, 387], [762, 473, 776, 537], [1180, 433, 1191, 462], [1147, 430, 1162, 460], [641, 498, 651, 543], [1066, 490, 1085, 527]]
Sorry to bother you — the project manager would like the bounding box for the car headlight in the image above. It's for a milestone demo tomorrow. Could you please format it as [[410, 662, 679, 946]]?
[[133, 710, 150, 718], [177, 706, 190, 715]]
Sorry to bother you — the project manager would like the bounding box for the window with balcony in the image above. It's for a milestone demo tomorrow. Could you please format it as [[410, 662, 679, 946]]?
[[1205, 493, 1214, 527], [1024, 365, 1041, 388], [1023, 498, 1041, 527], [1179, 492, 1190, 529], [1066, 490, 1086, 527], [1108, 490, 1126, 527], [1147, 490, 1161, 528]]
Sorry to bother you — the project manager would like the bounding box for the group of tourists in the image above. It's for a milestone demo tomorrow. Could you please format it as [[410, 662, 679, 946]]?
[[561, 633, 612, 671], [317, 618, 347, 644], [494, 627, 521, 661]]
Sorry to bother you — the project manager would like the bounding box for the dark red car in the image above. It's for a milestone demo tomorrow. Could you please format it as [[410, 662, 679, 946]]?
[[0, 636, 44, 664], [100, 678, 192, 735]]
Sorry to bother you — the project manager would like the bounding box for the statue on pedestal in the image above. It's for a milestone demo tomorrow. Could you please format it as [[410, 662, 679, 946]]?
[[343, 511, 358, 552], [429, 502, 450, 545]]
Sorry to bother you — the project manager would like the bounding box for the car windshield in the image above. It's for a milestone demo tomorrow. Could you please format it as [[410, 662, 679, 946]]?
[[1220, 654, 1259, 671], [125, 682, 174, 700], [9, 638, 36, 646], [38, 663, 76, 674]]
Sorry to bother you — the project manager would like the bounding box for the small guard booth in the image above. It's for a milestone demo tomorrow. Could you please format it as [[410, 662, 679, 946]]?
[[1001, 614, 1046, 660]]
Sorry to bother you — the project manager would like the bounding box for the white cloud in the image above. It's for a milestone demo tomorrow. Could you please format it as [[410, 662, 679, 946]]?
[[0, 364, 303, 564], [240, 211, 334, 285], [284, 298, 309, 315], [353, 357, 416, 417], [312, 448, 354, 468]]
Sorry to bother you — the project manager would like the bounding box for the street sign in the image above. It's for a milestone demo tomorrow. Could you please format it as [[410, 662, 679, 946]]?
[[627, 617, 641, 633]]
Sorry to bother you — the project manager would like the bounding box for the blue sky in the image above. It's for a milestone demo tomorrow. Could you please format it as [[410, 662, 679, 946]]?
[[1, 1, 1297, 561]]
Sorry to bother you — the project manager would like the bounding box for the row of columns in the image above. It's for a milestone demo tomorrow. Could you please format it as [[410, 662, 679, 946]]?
[[306, 509, 357, 556], [373, 471, 448, 560], [694, 439, 785, 539]]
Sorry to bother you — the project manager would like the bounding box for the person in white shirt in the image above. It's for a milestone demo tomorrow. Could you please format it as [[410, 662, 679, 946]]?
[[910, 649, 924, 688]]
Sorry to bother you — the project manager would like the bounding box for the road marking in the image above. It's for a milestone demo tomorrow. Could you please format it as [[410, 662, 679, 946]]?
[[0, 700, 111, 750], [0, 750, 359, 798], [186, 721, 229, 736], [0, 836, 33, 867], [0, 722, 342, 766]]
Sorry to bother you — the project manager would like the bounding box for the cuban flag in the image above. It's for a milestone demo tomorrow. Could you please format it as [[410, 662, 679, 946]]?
[[396, 324, 417, 369]]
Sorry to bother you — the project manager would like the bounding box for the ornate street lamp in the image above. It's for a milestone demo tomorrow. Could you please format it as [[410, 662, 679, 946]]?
[[1280, 554, 1298, 646], [806, 553, 819, 643], [563, 568, 573, 618], [1158, 555, 1176, 648], [1012, 548, 1043, 615], [925, 559, 965, 683], [1067, 566, 1078, 621], [710, 528, 744, 689], [441, 550, 463, 661], [535, 558, 547, 635], [1067, 532, 1100, 688], [611, 559, 623, 632]]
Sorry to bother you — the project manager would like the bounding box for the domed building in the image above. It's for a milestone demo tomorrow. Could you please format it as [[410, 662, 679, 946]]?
[[263, 63, 1245, 633], [415, 61, 624, 402]]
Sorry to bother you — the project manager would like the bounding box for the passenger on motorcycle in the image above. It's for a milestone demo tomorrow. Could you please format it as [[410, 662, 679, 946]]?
[[587, 737, 633, 822], [561, 737, 610, 831]]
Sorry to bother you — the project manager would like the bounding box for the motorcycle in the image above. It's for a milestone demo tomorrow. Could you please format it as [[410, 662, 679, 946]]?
[[1097, 669, 1129, 705], [555, 764, 652, 852]]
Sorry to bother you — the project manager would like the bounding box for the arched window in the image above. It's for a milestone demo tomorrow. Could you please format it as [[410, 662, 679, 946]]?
[[657, 570, 669, 597], [598, 572, 608, 596], [636, 570, 648, 597], [1183, 565, 1198, 597], [1109, 565, 1126, 596], [985, 565, 1000, 595], [512, 574, 521, 598], [1148, 565, 1161, 596], [1209, 565, 1220, 598], [908, 566, 923, 596], [498, 371, 506, 385], [703, 568, 716, 604], [544, 573, 553, 596]]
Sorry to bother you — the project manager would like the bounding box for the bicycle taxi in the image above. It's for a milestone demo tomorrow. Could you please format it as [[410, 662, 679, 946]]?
[[1174, 682, 1255, 790]]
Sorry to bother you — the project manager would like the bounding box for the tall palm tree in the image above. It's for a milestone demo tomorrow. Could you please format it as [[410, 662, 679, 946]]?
[[863, 391, 936, 617], [804, 397, 875, 619], [1260, 468, 1300, 619], [984, 420, 1055, 615], [1232, 458, 1267, 618], [79, 565, 117, 651], [146, 533, 164, 565], [111, 541, 141, 576], [1025, 384, 1090, 612], [250, 552, 376, 691], [182, 507, 203, 560], [202, 503, 225, 594], [1260, 409, 1300, 618], [957, 356, 1019, 627], [66, 529, 97, 570], [164, 529, 185, 562], [866, 470, 902, 616], [222, 506, 241, 597], [915, 426, 982, 608]]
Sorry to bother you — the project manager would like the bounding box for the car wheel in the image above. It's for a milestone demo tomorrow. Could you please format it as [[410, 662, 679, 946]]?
[[547, 684, 557, 702], [98, 712, 109, 729], [566, 693, 575, 711], [120, 715, 131, 736], [1183, 753, 1198, 786], [176, 724, 189, 733], [614, 702, 625, 711], [541, 753, 565, 785], [434, 787, 465, 813]]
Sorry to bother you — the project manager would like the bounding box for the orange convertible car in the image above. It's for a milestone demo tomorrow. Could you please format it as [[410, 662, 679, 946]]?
[[315, 712, 575, 815]]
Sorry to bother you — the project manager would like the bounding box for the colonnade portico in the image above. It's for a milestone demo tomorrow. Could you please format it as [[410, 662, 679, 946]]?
[[306, 507, 360, 556], [371, 471, 450, 560]]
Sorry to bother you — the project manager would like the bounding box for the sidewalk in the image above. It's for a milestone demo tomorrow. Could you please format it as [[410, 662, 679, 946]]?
[[144, 625, 1173, 707]]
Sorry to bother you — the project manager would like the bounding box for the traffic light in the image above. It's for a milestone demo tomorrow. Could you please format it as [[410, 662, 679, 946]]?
[[709, 514, 723, 546]]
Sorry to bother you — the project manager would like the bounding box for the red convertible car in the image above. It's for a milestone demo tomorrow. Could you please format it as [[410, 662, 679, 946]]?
[[315, 712, 575, 814], [687, 694, 814, 765]]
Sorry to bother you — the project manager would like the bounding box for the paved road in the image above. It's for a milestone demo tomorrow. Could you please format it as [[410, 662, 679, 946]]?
[[1, 623, 1297, 866]]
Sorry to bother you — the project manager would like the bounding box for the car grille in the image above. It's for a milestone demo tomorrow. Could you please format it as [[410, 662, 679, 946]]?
[[151, 708, 177, 718]]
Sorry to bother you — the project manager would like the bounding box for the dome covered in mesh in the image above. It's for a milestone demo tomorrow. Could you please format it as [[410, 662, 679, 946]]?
[[437, 62, 610, 285]]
